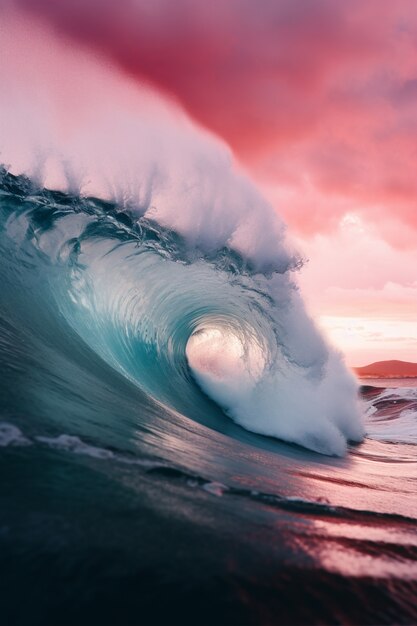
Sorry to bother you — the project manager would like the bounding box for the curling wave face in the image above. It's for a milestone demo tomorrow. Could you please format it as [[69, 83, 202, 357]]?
[[0, 169, 363, 455], [0, 14, 365, 455]]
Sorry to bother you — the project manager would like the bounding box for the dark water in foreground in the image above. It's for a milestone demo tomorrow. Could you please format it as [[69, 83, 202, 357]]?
[[0, 170, 416, 625]]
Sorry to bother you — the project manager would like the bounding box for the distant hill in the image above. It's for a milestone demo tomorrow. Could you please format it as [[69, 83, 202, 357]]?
[[354, 360, 417, 378]]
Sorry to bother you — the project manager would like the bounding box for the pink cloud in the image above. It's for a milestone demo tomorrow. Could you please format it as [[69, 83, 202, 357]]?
[[295, 216, 417, 306]]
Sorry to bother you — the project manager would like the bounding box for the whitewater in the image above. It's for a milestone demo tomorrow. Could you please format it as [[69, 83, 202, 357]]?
[[0, 12, 416, 626]]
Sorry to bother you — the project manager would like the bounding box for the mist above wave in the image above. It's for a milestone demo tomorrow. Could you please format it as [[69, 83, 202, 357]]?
[[0, 10, 294, 273]]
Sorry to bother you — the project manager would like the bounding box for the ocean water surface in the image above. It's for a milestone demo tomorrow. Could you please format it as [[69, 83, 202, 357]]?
[[0, 169, 416, 625]]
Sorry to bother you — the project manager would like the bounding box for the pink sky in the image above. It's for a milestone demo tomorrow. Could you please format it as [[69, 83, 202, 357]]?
[[4, 0, 417, 365]]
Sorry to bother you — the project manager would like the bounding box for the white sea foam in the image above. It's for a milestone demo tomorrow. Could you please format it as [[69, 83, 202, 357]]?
[[189, 339, 363, 456], [0, 422, 165, 465], [187, 279, 364, 456], [0, 422, 31, 447], [36, 434, 115, 459]]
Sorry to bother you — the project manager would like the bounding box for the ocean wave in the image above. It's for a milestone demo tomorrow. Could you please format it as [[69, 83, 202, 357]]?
[[0, 169, 364, 455], [364, 387, 417, 445], [0, 15, 366, 455]]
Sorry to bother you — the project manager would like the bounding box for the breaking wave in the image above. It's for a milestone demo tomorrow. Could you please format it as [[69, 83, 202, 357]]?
[[0, 12, 363, 455], [0, 168, 363, 455]]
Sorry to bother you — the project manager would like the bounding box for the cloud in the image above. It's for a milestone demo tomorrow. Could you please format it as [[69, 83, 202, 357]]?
[[295, 215, 417, 310]]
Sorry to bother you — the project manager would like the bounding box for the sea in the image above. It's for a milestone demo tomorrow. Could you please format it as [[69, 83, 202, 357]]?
[[0, 169, 416, 625]]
